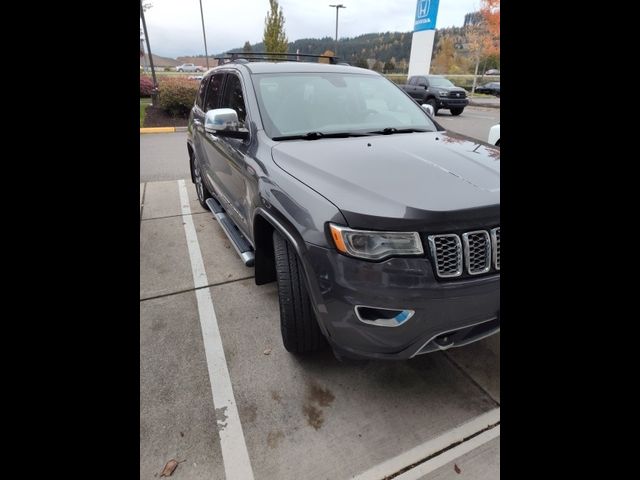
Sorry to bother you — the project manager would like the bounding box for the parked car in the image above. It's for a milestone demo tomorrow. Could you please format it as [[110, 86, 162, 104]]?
[[475, 82, 500, 96], [485, 69, 500, 75], [488, 124, 500, 146], [188, 75, 204, 81], [176, 63, 198, 72], [187, 60, 500, 360], [400, 75, 468, 116]]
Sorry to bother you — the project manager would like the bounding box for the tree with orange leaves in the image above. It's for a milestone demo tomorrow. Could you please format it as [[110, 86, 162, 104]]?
[[467, 0, 500, 93], [481, 0, 500, 56]]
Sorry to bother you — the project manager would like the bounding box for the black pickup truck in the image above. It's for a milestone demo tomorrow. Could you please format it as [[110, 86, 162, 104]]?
[[401, 75, 468, 116]]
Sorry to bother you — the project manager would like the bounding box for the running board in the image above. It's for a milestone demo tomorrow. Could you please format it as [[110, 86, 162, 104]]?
[[205, 197, 255, 267]]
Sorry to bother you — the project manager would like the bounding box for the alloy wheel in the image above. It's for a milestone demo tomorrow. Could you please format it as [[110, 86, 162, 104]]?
[[194, 159, 205, 202]]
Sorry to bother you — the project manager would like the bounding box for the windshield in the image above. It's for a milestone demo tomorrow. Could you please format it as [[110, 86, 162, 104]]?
[[428, 77, 455, 88], [253, 73, 437, 138]]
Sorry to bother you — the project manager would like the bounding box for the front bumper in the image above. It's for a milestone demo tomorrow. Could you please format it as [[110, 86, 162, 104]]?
[[301, 243, 500, 360], [438, 97, 469, 109]]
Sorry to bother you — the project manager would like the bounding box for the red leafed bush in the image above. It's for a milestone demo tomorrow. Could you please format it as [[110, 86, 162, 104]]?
[[157, 77, 199, 116], [140, 75, 154, 97]]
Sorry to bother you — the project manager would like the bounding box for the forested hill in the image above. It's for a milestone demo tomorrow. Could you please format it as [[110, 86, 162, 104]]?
[[219, 28, 467, 66]]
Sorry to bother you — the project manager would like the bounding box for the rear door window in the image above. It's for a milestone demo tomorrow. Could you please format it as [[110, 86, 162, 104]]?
[[203, 73, 225, 111]]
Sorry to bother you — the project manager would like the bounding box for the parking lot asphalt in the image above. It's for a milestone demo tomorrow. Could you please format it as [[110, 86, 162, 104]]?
[[140, 172, 500, 477]]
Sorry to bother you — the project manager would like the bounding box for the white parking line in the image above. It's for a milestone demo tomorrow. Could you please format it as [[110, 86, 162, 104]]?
[[350, 408, 500, 480], [177, 179, 255, 480], [392, 425, 499, 479]]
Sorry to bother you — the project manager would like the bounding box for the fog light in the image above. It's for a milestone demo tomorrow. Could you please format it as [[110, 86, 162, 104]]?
[[355, 306, 415, 327]]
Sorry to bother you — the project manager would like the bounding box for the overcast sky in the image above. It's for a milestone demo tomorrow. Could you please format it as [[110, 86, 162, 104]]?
[[142, 0, 480, 58]]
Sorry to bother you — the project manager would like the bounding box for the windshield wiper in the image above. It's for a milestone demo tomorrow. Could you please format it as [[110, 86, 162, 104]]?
[[272, 131, 372, 141], [369, 127, 432, 135]]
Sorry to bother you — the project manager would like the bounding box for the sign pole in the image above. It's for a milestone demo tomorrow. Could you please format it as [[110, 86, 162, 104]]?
[[407, 0, 440, 77]]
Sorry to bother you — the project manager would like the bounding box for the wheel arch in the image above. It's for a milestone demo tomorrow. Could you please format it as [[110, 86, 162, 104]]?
[[187, 142, 196, 183], [252, 208, 307, 286]]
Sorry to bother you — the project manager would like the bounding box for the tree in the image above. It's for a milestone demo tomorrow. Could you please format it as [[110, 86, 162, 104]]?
[[383, 60, 395, 73], [372, 60, 383, 72], [431, 36, 456, 74], [354, 57, 368, 69], [481, 0, 500, 54], [465, 0, 499, 93], [243, 41, 253, 53], [263, 0, 288, 55]]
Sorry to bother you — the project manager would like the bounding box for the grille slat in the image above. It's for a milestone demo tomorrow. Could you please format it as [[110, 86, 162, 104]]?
[[428, 227, 499, 279], [463, 231, 491, 275], [427, 234, 462, 278], [491, 227, 500, 270]]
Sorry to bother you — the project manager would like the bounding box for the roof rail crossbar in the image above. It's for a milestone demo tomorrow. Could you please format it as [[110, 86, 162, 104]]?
[[219, 52, 342, 65]]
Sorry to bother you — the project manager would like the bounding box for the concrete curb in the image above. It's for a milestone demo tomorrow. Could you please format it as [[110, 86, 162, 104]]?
[[140, 126, 188, 134], [468, 100, 500, 109], [140, 127, 175, 134]]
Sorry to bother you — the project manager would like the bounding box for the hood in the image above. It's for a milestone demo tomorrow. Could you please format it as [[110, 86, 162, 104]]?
[[441, 86, 466, 93], [271, 131, 500, 231]]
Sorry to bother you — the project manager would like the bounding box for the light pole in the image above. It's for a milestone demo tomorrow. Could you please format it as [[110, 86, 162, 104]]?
[[329, 4, 346, 57], [140, 0, 158, 103], [199, 0, 210, 69]]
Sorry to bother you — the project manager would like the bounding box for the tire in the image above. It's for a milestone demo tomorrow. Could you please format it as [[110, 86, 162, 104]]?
[[450, 108, 464, 116], [273, 230, 325, 354], [192, 154, 211, 209], [426, 98, 438, 115]]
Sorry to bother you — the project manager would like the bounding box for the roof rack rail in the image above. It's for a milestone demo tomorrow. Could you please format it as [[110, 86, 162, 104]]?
[[216, 52, 342, 65]]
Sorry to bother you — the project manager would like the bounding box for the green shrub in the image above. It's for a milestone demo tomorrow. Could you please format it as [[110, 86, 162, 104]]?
[[164, 67, 172, 72], [157, 77, 199, 116]]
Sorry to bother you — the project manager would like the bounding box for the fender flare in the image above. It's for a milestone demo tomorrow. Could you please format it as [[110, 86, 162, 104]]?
[[252, 207, 330, 320]]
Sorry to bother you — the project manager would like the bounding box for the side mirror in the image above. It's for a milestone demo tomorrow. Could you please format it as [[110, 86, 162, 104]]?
[[421, 104, 435, 117], [418, 83, 427, 89], [205, 108, 249, 139]]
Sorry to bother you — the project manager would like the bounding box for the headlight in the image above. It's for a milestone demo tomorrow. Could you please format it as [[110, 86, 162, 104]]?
[[329, 224, 424, 260], [439, 91, 449, 96]]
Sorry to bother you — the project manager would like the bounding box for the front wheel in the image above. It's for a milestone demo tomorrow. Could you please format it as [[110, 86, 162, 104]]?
[[273, 231, 326, 354], [450, 108, 464, 116], [426, 98, 438, 115]]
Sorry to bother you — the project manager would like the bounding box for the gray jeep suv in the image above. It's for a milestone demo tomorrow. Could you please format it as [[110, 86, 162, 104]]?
[[187, 57, 500, 360]]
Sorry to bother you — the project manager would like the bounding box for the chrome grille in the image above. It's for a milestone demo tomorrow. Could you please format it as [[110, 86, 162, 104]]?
[[491, 227, 500, 270], [462, 231, 491, 275], [427, 234, 462, 278], [428, 227, 500, 279]]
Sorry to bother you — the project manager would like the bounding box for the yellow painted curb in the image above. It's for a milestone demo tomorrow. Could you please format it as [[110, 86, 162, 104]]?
[[140, 127, 176, 134]]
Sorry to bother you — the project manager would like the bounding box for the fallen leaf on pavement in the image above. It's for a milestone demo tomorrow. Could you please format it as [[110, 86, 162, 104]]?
[[454, 463, 461, 474], [263, 348, 272, 355], [160, 459, 185, 477]]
